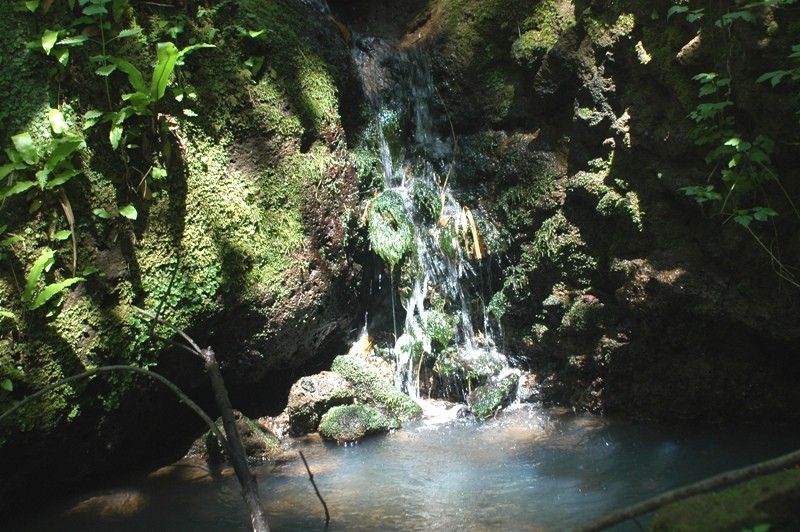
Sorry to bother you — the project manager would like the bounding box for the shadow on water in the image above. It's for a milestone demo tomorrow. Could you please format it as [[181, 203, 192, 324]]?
[[11, 404, 800, 531]]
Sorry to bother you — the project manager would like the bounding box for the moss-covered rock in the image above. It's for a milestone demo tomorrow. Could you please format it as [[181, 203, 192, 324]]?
[[469, 372, 519, 419], [284, 371, 355, 436], [318, 404, 399, 443], [331, 354, 422, 422], [200, 411, 284, 465]]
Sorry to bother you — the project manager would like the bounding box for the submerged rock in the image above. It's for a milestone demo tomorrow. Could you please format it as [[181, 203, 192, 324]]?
[[318, 404, 399, 443]]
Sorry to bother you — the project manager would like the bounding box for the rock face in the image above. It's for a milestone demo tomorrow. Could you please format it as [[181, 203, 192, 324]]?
[[328, 0, 800, 422], [0, 0, 365, 517]]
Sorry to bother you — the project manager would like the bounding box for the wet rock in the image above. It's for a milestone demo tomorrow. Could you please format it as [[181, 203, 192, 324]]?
[[190, 411, 287, 465], [284, 371, 355, 436], [331, 354, 422, 422], [318, 404, 399, 444], [469, 373, 520, 419]]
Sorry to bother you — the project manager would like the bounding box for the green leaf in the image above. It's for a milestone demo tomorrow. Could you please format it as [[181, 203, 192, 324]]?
[[25, 0, 40, 13], [23, 248, 55, 303], [248, 29, 266, 38], [54, 48, 70, 66], [183, 108, 198, 117], [0, 162, 27, 179], [83, 4, 107, 16], [119, 204, 138, 220], [151, 42, 179, 102], [82, 265, 99, 276], [114, 28, 141, 40], [734, 214, 752, 227], [95, 63, 117, 76], [108, 56, 147, 94], [46, 135, 85, 170], [57, 35, 89, 46], [667, 5, 688, 19], [93, 207, 112, 219], [0, 180, 35, 200], [30, 277, 84, 310], [53, 229, 72, 241], [0, 379, 12, 392], [46, 168, 81, 189], [41, 29, 59, 55], [12, 132, 39, 165], [48, 108, 69, 134]]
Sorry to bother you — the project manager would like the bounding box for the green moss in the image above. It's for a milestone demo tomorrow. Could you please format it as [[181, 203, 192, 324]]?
[[470, 373, 519, 419], [331, 354, 421, 422], [511, 0, 576, 65], [560, 299, 604, 333], [318, 404, 399, 443], [569, 155, 644, 230], [367, 190, 414, 270]]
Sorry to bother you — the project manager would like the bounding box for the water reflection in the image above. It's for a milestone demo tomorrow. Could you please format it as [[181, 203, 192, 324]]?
[[12, 405, 800, 531]]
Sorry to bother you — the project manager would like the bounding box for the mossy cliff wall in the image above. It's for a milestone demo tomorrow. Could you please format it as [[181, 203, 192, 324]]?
[[0, 0, 366, 515], [330, 0, 800, 421]]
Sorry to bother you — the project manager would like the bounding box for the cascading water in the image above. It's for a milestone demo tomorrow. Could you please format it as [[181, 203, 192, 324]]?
[[351, 35, 515, 408]]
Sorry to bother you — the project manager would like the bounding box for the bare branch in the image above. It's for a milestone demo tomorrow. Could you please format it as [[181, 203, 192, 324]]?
[[577, 447, 800, 531]]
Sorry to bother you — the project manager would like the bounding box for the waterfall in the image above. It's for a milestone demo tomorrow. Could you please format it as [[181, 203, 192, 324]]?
[[352, 35, 514, 406]]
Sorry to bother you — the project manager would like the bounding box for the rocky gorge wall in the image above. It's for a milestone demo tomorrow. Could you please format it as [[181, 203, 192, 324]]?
[[1, 0, 800, 519], [328, 0, 800, 421]]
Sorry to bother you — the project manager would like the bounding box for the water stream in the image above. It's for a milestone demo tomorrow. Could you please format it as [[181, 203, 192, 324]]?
[[13, 406, 800, 531], [354, 34, 510, 405]]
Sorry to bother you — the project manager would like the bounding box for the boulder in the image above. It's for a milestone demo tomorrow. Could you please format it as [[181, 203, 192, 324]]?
[[318, 404, 399, 444], [469, 373, 520, 419], [285, 371, 355, 436]]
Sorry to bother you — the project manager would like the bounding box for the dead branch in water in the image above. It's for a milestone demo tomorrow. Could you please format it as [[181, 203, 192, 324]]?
[[299, 450, 331, 526], [133, 306, 270, 532], [576, 447, 800, 531]]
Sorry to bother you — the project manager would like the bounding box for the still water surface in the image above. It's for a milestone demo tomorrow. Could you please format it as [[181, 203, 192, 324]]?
[[14, 404, 800, 531]]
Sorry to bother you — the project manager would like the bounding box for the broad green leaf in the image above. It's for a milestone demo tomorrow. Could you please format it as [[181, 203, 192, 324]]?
[[83, 5, 107, 16], [23, 248, 55, 303], [248, 29, 266, 38], [108, 56, 147, 94], [176, 43, 215, 65], [93, 207, 112, 219], [119, 204, 138, 220], [734, 214, 752, 227], [95, 63, 117, 76], [48, 108, 69, 134], [54, 48, 70, 66], [183, 108, 198, 117], [46, 168, 81, 189], [2, 235, 24, 246], [25, 0, 40, 13], [46, 135, 85, 170], [0, 379, 12, 392], [667, 5, 688, 19], [41, 29, 58, 54], [12, 132, 39, 165], [84, 109, 104, 120], [150, 42, 179, 102], [0, 309, 13, 320], [0, 162, 27, 179], [82, 265, 99, 276], [30, 277, 84, 310], [109, 122, 124, 149], [53, 229, 72, 241], [0, 180, 35, 200]]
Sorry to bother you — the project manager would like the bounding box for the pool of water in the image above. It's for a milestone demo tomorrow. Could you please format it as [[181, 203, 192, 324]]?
[[13, 404, 800, 531]]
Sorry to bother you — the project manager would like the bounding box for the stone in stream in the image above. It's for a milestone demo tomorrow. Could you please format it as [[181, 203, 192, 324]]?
[[469, 373, 520, 419], [318, 404, 399, 444], [284, 371, 356, 436]]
